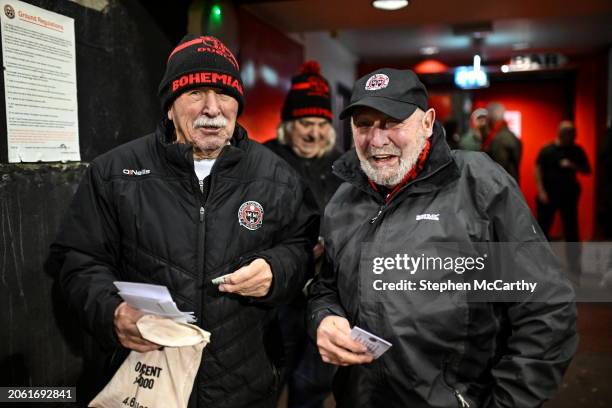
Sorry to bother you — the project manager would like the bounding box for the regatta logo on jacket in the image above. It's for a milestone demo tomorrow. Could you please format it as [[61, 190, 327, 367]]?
[[238, 201, 264, 230], [416, 213, 439, 221], [122, 169, 151, 176]]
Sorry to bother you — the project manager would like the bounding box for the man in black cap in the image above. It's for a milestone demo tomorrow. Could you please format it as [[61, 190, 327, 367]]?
[[48, 35, 318, 408], [307, 68, 577, 407]]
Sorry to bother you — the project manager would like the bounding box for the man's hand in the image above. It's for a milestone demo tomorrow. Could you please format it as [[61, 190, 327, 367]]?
[[218, 258, 273, 297], [559, 158, 575, 169], [316, 316, 373, 366], [114, 302, 161, 352], [313, 241, 325, 260]]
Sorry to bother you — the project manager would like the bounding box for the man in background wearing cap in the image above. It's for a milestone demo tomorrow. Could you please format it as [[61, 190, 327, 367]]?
[[458, 108, 488, 151], [307, 68, 577, 407], [483, 102, 522, 182], [266, 61, 342, 408], [48, 35, 318, 408]]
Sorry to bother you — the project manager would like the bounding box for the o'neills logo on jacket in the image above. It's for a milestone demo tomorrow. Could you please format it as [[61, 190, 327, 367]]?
[[171, 72, 244, 95], [123, 169, 151, 176]]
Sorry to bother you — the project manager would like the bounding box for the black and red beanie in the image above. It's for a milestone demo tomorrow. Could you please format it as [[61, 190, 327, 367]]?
[[158, 34, 245, 115], [281, 61, 332, 122]]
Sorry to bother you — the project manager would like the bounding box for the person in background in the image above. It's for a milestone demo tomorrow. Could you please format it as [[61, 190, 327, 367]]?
[[266, 61, 342, 214], [47, 35, 319, 408], [483, 102, 522, 182], [458, 108, 488, 151], [535, 120, 591, 280], [266, 61, 342, 408]]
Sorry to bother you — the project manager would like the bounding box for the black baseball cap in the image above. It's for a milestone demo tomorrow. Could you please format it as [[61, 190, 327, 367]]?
[[339, 68, 428, 120]]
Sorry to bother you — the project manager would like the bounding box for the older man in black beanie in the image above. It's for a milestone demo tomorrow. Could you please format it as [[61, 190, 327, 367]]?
[[266, 61, 342, 408], [307, 68, 577, 407], [48, 35, 319, 408]]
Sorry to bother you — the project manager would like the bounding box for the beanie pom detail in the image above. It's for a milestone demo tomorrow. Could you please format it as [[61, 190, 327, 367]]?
[[299, 60, 321, 75]]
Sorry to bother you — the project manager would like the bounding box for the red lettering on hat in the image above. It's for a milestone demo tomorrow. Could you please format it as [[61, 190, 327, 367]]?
[[231, 79, 243, 94], [167, 37, 239, 71], [198, 37, 239, 70], [188, 73, 200, 85], [212, 73, 227, 84], [170, 72, 244, 96], [291, 107, 332, 120]]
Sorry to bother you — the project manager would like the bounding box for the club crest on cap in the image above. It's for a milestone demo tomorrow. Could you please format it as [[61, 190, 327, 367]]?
[[238, 201, 264, 231], [365, 74, 389, 91]]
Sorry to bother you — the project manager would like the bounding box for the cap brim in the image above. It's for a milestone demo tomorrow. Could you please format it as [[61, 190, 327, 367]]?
[[339, 96, 419, 121]]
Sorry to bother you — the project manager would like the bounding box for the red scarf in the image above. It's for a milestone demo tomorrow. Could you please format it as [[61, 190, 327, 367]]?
[[368, 138, 432, 204], [482, 120, 506, 151]]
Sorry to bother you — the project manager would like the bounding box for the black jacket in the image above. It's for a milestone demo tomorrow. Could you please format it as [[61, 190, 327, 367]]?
[[264, 139, 343, 213], [485, 125, 522, 183], [49, 120, 319, 408], [307, 124, 577, 407]]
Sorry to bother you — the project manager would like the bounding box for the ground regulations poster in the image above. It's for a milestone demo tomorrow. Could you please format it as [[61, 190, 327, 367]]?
[[1, 0, 79, 162]]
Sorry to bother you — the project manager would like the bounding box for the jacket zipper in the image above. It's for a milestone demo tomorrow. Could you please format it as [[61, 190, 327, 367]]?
[[194, 178, 206, 408], [370, 205, 385, 223], [196, 178, 206, 316], [367, 159, 453, 224], [191, 147, 228, 408], [454, 389, 470, 407]]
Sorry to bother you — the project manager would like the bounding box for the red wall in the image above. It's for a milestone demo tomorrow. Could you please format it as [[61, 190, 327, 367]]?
[[473, 78, 597, 240], [428, 93, 453, 122], [237, 10, 303, 143], [574, 55, 609, 240]]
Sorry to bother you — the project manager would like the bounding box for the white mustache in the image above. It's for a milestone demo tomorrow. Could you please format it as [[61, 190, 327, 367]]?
[[193, 115, 228, 129]]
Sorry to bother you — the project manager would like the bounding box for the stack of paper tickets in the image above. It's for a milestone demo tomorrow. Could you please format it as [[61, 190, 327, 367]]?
[[114, 281, 196, 323]]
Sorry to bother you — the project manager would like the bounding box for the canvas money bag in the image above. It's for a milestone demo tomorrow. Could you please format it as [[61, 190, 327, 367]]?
[[89, 315, 211, 408]]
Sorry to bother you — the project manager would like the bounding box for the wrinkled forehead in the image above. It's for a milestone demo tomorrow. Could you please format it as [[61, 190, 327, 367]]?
[[352, 106, 422, 123], [351, 106, 393, 122]]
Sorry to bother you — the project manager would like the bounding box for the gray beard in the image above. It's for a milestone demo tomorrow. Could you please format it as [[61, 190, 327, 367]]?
[[359, 132, 428, 188]]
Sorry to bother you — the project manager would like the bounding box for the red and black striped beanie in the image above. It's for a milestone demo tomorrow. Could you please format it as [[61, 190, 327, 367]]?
[[158, 35, 245, 115], [281, 61, 332, 122]]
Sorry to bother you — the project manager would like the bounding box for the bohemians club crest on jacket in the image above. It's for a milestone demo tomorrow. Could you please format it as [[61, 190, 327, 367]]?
[[238, 201, 264, 230]]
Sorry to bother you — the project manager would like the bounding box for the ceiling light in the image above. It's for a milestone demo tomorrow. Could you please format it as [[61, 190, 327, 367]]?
[[372, 0, 409, 11], [414, 59, 449, 74], [473, 54, 481, 71], [420, 46, 439, 55]]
